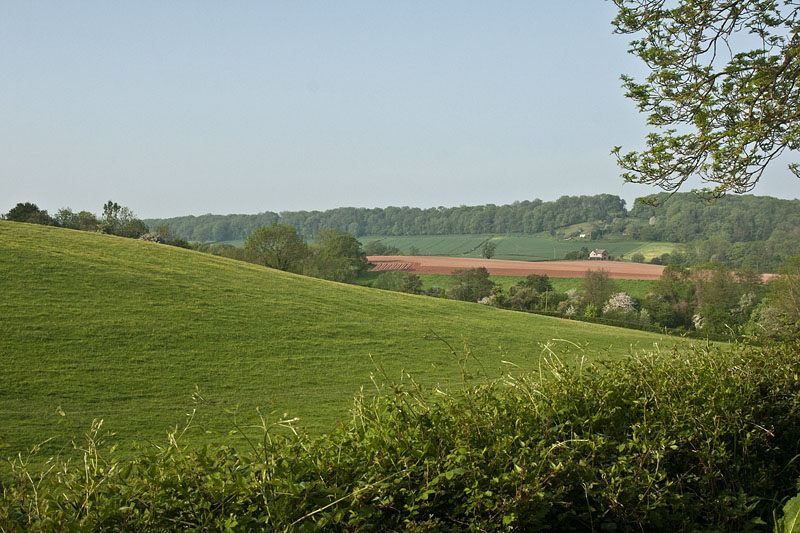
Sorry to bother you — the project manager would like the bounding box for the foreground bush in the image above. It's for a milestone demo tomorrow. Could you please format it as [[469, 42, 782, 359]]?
[[3, 341, 800, 531]]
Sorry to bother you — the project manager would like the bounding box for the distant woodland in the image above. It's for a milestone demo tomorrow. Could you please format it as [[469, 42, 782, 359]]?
[[145, 193, 797, 243], [146, 193, 800, 272]]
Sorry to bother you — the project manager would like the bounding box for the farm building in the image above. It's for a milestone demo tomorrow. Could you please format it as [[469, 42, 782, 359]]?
[[589, 249, 608, 260]]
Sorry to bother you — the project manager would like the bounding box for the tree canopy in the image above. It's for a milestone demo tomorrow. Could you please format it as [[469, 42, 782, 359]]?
[[612, 0, 799, 199], [4, 202, 53, 225], [306, 229, 370, 283], [101, 201, 148, 238], [244, 223, 308, 273], [447, 267, 495, 302]]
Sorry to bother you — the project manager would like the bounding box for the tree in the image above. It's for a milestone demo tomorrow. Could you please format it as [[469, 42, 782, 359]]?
[[480, 240, 497, 259], [5, 202, 53, 225], [654, 264, 693, 305], [244, 223, 308, 273], [580, 269, 617, 310], [447, 267, 495, 302], [504, 274, 556, 312], [54, 208, 99, 231], [766, 254, 800, 337], [363, 240, 401, 256], [101, 200, 148, 238], [375, 271, 423, 294], [506, 286, 540, 312], [520, 273, 554, 294], [642, 264, 695, 329], [692, 261, 742, 334], [611, 1, 800, 199], [118, 219, 149, 239], [306, 228, 370, 283]]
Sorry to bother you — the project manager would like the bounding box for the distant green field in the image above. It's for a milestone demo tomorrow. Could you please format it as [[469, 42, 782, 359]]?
[[627, 242, 679, 260], [222, 233, 663, 262], [360, 234, 652, 261], [360, 234, 489, 256], [1, 222, 691, 468]]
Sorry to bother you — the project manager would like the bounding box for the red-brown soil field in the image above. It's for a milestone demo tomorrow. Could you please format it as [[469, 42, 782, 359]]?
[[368, 256, 667, 280]]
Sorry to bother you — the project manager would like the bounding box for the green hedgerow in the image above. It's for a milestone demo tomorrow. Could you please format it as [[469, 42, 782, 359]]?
[[3, 341, 800, 531]]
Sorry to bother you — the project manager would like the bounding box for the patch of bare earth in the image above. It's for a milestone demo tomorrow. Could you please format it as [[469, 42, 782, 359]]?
[[368, 256, 667, 280]]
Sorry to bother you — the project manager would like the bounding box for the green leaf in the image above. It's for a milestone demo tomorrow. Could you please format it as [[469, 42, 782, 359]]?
[[781, 493, 800, 533]]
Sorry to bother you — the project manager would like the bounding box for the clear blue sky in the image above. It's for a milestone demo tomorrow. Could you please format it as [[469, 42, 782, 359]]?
[[2, 1, 798, 219]]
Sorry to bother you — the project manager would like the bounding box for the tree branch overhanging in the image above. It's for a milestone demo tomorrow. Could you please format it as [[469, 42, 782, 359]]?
[[611, 0, 800, 202]]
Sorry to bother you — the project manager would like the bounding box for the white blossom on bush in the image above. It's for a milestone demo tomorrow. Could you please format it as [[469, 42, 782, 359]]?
[[139, 232, 161, 242], [737, 292, 756, 312], [565, 288, 579, 301], [478, 296, 494, 306], [603, 292, 636, 314]]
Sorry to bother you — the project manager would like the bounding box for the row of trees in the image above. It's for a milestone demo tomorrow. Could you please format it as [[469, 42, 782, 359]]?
[[3, 201, 159, 240], [3, 201, 193, 248], [145, 195, 628, 242], [145, 193, 799, 246], [2, 202, 371, 284]]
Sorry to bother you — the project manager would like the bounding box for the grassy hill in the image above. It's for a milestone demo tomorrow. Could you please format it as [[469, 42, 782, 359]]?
[[1, 221, 693, 463]]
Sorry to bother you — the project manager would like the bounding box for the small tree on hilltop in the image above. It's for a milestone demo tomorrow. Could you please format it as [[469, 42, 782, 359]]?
[[5, 202, 53, 225], [54, 208, 100, 231], [305, 228, 370, 283], [245, 223, 308, 273], [101, 200, 148, 238]]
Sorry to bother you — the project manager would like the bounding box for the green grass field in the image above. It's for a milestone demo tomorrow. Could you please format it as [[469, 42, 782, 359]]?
[[1, 222, 689, 466], [360, 234, 653, 261], [626, 242, 679, 261], [226, 233, 664, 262]]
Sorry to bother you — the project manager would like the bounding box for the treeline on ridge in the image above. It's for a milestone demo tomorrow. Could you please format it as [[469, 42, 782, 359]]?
[[145, 195, 627, 240], [145, 193, 800, 245]]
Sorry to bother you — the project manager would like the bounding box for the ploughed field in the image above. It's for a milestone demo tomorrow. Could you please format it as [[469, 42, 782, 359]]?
[[0, 221, 692, 466], [369, 255, 666, 280]]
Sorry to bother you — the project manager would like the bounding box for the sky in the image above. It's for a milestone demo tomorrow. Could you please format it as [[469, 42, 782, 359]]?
[[2, 2, 798, 219]]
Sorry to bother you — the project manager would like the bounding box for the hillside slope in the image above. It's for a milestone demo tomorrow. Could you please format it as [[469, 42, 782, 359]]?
[[0, 221, 690, 459]]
